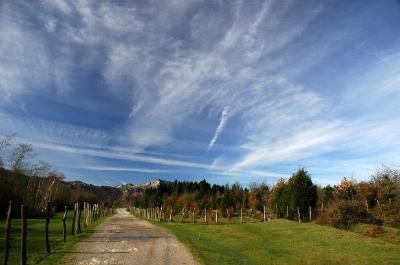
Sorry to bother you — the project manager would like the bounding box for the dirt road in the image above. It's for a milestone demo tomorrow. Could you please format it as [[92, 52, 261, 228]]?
[[59, 208, 199, 265]]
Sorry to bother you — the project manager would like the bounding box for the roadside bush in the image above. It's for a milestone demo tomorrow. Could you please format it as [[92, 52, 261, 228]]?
[[371, 203, 400, 228], [390, 218, 400, 229], [353, 224, 385, 238], [363, 225, 385, 237], [316, 200, 379, 229]]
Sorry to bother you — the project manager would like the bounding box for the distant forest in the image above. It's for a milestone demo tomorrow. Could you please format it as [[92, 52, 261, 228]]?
[[132, 167, 400, 230], [1, 135, 400, 232]]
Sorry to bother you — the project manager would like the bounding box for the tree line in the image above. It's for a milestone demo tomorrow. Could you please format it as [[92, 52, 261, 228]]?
[[2, 134, 400, 231], [0, 135, 120, 217], [132, 167, 400, 230]]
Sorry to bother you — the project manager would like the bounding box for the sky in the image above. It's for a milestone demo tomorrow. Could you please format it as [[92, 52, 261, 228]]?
[[1, 0, 400, 187]]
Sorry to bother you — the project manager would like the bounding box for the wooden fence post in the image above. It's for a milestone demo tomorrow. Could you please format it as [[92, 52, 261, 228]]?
[[263, 205, 266, 222], [21, 205, 27, 265], [76, 203, 81, 234], [240, 208, 243, 224], [309, 206, 312, 221], [62, 206, 67, 242], [46, 202, 51, 253], [92, 204, 95, 222], [181, 207, 185, 222], [297, 207, 301, 222], [3, 201, 12, 265], [71, 203, 77, 235], [83, 203, 86, 228], [215, 210, 218, 224], [204, 207, 207, 223], [90, 204, 93, 223], [286, 205, 289, 218], [90, 204, 93, 224]]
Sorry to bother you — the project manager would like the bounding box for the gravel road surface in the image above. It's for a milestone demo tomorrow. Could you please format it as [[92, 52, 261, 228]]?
[[59, 208, 199, 265]]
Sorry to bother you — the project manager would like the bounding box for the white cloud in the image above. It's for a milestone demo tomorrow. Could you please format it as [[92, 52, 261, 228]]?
[[32, 141, 218, 170], [1, 0, 326, 151], [232, 122, 344, 170], [83, 166, 173, 174], [2, 0, 397, 183], [0, 112, 110, 149], [208, 107, 230, 149], [342, 52, 400, 107], [0, 8, 51, 100]]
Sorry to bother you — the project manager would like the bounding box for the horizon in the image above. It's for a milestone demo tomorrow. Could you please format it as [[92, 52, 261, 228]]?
[[1, 0, 399, 187]]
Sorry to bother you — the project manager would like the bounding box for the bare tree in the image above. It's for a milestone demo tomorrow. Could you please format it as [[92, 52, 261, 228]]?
[[10, 143, 35, 173], [0, 134, 15, 168]]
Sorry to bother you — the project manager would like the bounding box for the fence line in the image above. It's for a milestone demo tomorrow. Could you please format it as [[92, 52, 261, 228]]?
[[129, 204, 319, 224], [2, 201, 114, 265]]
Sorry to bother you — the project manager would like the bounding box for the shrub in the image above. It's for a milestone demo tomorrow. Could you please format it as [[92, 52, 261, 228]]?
[[371, 203, 400, 228], [316, 200, 379, 229], [362, 225, 385, 237], [390, 218, 400, 228], [353, 224, 385, 238]]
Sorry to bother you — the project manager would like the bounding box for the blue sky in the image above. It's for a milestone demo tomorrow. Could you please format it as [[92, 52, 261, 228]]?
[[1, 0, 399, 186]]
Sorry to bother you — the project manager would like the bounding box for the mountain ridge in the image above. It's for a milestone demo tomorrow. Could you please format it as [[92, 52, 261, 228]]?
[[116, 178, 171, 190]]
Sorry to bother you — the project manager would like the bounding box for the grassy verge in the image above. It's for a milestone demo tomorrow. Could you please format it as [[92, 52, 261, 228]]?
[[0, 211, 109, 265], [150, 219, 400, 265], [352, 223, 400, 244]]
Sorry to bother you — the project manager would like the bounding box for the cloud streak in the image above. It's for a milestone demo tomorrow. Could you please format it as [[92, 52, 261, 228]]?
[[208, 107, 230, 149], [83, 166, 173, 174], [1, 0, 399, 184]]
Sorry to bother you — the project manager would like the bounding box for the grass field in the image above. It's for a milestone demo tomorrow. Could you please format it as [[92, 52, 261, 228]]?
[[154, 219, 400, 265], [0, 211, 107, 265]]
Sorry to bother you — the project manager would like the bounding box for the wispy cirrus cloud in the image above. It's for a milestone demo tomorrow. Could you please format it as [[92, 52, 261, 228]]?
[[208, 107, 230, 149], [1, 0, 399, 185], [232, 122, 344, 171], [83, 166, 173, 174]]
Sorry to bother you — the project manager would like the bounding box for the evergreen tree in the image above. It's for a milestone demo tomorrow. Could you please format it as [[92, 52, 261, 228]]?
[[287, 168, 317, 219]]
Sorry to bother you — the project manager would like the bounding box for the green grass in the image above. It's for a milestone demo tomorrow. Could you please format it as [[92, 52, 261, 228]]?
[[153, 219, 400, 265], [352, 223, 400, 244], [0, 211, 108, 265]]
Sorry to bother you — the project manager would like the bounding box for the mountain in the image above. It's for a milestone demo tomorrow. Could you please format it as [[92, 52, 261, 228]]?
[[117, 178, 171, 190]]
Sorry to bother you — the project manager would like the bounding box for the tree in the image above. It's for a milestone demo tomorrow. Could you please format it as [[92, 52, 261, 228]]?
[[0, 135, 14, 168], [355, 181, 377, 211], [287, 168, 317, 220], [10, 143, 34, 174], [270, 178, 289, 217], [322, 185, 334, 205], [232, 182, 245, 211], [221, 185, 235, 222], [372, 167, 400, 204], [248, 186, 258, 222], [334, 177, 357, 200]]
